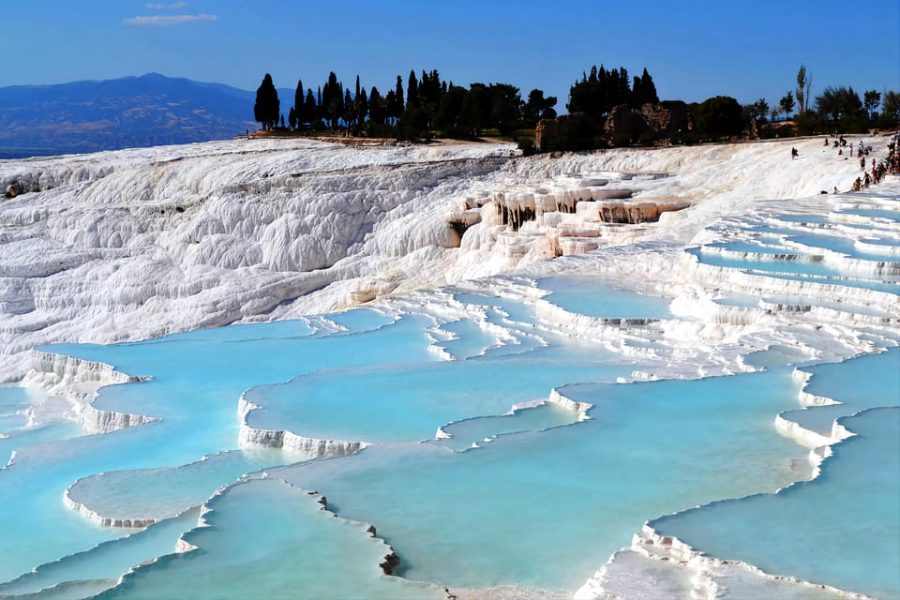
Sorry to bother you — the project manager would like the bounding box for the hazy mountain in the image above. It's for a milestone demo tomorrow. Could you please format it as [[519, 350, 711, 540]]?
[[0, 73, 288, 158]]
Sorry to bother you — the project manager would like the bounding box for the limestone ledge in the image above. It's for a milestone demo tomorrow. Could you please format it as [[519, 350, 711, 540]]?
[[682, 253, 899, 311], [22, 350, 156, 435], [237, 394, 366, 458], [574, 524, 869, 600], [62, 487, 157, 529], [575, 352, 879, 600]]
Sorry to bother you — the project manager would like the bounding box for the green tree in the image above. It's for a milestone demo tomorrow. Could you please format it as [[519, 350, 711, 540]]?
[[418, 69, 443, 111], [754, 98, 769, 123], [288, 106, 297, 130], [385, 90, 399, 125], [882, 90, 900, 121], [407, 70, 419, 109], [632, 67, 659, 106], [694, 96, 744, 139], [316, 86, 323, 122], [342, 89, 355, 129], [356, 87, 369, 127], [398, 106, 429, 139], [294, 79, 305, 126], [863, 90, 881, 119], [253, 73, 280, 130], [394, 75, 404, 117], [435, 85, 468, 135], [523, 89, 558, 123], [816, 86, 863, 122], [304, 89, 317, 127], [488, 83, 523, 134], [323, 72, 343, 129], [368, 86, 385, 125], [568, 65, 634, 119], [461, 83, 490, 134], [796, 65, 811, 115], [779, 91, 795, 118]]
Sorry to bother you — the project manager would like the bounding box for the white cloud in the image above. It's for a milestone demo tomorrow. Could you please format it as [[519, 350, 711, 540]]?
[[146, 1, 188, 8], [123, 13, 217, 26]]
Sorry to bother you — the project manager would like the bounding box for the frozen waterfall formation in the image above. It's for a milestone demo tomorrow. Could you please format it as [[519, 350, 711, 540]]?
[[0, 136, 898, 599], [448, 179, 689, 257]]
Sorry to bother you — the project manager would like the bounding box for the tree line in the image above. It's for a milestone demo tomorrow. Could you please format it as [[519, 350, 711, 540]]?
[[738, 65, 899, 139], [567, 65, 659, 118], [252, 64, 899, 149], [253, 69, 558, 140]]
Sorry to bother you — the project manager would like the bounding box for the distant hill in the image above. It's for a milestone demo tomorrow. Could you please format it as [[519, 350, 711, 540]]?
[[0, 73, 287, 158]]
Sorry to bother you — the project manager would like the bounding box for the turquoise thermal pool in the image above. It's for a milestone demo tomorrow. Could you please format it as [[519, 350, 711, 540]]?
[[0, 182, 898, 600]]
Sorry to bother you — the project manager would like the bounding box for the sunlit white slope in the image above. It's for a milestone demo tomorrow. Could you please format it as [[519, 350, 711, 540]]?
[[0, 135, 881, 381]]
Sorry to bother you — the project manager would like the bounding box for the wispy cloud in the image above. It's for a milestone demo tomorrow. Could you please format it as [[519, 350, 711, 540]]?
[[146, 1, 188, 8], [123, 13, 217, 26]]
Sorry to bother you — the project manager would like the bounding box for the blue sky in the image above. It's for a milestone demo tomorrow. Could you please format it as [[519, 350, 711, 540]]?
[[2, 0, 898, 108]]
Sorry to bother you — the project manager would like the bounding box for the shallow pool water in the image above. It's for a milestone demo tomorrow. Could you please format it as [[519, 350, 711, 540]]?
[[102, 478, 443, 600], [538, 276, 672, 319], [0, 311, 439, 582], [691, 248, 838, 277], [704, 241, 802, 255], [270, 369, 808, 592], [654, 409, 899, 599], [652, 349, 900, 598], [787, 233, 900, 263], [245, 347, 625, 444], [1, 227, 897, 600], [435, 401, 580, 451], [0, 298, 791, 597], [434, 318, 500, 359], [453, 291, 536, 325], [0, 509, 200, 598]]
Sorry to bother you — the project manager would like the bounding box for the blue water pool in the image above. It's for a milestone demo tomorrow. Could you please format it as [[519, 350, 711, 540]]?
[[538, 276, 672, 319]]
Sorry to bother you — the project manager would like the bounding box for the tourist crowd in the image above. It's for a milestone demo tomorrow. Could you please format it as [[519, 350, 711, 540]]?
[[830, 132, 900, 192]]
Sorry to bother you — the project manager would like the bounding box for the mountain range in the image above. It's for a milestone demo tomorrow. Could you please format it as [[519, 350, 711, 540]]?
[[0, 73, 292, 159]]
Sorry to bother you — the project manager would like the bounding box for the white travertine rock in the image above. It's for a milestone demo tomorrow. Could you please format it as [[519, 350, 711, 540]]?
[[22, 350, 156, 434], [236, 394, 365, 459], [1, 136, 884, 384]]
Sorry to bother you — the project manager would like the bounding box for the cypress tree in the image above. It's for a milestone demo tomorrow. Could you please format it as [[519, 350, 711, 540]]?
[[385, 90, 398, 125], [253, 73, 279, 130], [617, 67, 630, 106], [294, 79, 305, 125], [343, 88, 355, 128], [395, 75, 404, 115], [635, 68, 658, 105], [645, 68, 659, 103], [356, 87, 369, 126], [304, 88, 317, 127], [369, 86, 385, 125], [316, 86, 323, 122], [407, 70, 419, 109], [324, 73, 342, 129]]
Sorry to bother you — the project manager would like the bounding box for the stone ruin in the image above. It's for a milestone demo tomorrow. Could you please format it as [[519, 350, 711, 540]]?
[[604, 101, 693, 144]]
